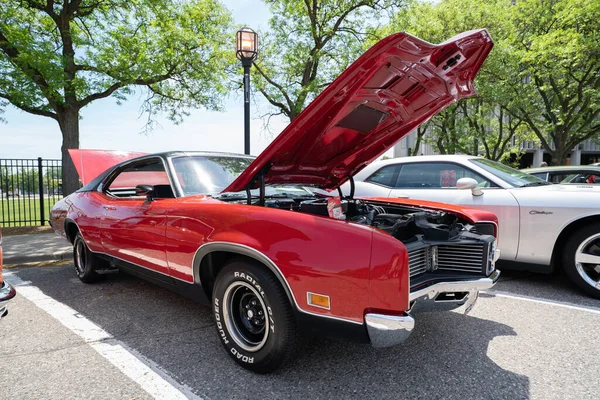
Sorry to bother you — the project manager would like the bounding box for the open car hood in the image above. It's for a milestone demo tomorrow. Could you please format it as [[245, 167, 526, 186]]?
[[223, 29, 493, 193]]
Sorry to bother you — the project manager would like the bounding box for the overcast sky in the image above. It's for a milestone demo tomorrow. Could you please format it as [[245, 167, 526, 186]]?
[[0, 0, 288, 160]]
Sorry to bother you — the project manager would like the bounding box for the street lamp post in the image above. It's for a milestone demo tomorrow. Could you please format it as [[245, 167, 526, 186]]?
[[236, 27, 258, 155]]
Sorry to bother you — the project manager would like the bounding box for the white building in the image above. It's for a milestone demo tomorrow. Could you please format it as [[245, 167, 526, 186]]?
[[393, 130, 600, 167]]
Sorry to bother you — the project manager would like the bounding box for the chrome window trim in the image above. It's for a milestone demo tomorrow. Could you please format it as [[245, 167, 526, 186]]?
[[165, 156, 185, 198], [193, 241, 363, 325], [98, 155, 179, 199], [166, 153, 255, 198]]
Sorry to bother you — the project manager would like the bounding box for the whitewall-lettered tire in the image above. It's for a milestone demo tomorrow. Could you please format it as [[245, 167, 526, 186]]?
[[212, 260, 296, 373]]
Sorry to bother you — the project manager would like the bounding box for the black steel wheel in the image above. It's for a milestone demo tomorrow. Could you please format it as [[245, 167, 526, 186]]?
[[212, 259, 296, 373], [224, 281, 269, 351], [73, 232, 101, 283]]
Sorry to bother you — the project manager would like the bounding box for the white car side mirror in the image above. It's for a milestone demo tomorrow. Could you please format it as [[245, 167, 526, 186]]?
[[456, 177, 483, 196]]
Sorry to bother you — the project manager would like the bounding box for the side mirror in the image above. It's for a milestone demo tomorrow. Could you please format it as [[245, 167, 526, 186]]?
[[135, 184, 155, 201], [456, 177, 483, 196]]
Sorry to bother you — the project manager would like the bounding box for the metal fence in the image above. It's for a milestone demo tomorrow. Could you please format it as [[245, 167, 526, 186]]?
[[0, 158, 62, 227]]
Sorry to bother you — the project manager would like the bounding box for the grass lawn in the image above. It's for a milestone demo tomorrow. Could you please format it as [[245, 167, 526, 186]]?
[[0, 197, 61, 227]]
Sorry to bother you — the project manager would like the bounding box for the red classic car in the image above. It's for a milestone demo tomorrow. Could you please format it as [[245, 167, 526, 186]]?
[[0, 228, 17, 319], [50, 29, 500, 373]]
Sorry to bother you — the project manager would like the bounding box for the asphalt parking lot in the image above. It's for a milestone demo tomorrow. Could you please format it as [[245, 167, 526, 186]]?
[[2, 264, 599, 400]]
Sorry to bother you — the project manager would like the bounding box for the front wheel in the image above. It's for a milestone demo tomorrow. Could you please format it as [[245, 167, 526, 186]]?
[[212, 260, 296, 373], [562, 224, 600, 299]]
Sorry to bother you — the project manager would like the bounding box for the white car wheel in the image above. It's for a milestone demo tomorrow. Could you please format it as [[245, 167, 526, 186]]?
[[575, 234, 600, 289], [563, 225, 600, 299]]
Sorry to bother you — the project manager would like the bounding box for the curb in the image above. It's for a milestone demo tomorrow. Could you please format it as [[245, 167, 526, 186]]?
[[4, 250, 73, 266]]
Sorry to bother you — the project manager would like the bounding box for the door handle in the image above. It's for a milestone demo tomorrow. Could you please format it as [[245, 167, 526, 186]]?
[[103, 205, 116, 211]]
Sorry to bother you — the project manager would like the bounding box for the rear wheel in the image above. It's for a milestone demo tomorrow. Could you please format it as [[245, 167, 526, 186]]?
[[212, 260, 296, 373], [562, 224, 600, 299], [73, 232, 101, 283]]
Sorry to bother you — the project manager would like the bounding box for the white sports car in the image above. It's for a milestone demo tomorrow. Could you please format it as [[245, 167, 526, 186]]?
[[343, 155, 600, 298]]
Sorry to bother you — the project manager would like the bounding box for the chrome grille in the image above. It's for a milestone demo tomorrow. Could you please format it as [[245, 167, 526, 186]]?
[[408, 247, 428, 278], [436, 243, 484, 273]]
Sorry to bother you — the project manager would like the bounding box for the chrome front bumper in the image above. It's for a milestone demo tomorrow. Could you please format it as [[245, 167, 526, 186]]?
[[365, 269, 501, 348], [409, 269, 501, 313], [0, 281, 16, 319]]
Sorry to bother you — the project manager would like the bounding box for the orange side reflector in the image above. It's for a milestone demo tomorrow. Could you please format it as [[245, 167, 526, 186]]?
[[307, 292, 330, 309]]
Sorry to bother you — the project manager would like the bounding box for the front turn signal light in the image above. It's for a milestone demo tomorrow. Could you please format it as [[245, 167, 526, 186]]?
[[307, 292, 330, 310]]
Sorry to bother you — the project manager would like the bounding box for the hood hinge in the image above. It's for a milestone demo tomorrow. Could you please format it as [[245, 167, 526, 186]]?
[[246, 162, 272, 206], [338, 175, 355, 200]]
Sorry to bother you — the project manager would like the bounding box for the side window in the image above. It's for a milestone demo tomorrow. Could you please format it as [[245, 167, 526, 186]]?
[[566, 173, 600, 184], [366, 165, 400, 187], [395, 163, 493, 189], [531, 172, 548, 181], [106, 158, 172, 198], [549, 173, 569, 183]]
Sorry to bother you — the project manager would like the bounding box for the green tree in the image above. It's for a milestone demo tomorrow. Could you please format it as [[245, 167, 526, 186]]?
[[379, 0, 532, 160], [0, 167, 11, 198], [383, 0, 600, 165], [20, 168, 40, 194], [254, 0, 405, 122], [0, 0, 232, 195], [499, 0, 600, 165]]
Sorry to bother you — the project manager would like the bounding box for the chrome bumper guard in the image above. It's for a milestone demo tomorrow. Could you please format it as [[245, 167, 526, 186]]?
[[0, 281, 16, 319], [365, 269, 501, 348], [409, 269, 501, 313]]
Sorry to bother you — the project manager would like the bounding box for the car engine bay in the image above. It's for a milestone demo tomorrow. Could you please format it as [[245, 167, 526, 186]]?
[[219, 193, 496, 274]]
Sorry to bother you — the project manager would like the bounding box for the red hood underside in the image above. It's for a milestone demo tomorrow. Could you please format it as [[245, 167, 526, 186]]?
[[224, 29, 493, 193]]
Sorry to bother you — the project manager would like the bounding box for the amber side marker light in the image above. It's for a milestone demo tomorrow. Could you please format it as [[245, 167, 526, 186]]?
[[307, 292, 330, 310]]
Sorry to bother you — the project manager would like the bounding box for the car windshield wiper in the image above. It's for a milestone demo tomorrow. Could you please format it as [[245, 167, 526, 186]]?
[[520, 181, 552, 187]]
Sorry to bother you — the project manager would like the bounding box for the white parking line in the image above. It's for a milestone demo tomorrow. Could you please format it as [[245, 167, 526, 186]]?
[[485, 290, 600, 315], [5, 272, 202, 400]]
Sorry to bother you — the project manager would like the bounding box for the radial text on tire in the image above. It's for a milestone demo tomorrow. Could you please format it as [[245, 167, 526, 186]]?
[[211, 259, 296, 373]]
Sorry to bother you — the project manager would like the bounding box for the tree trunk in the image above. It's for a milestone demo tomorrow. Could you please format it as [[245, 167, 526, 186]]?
[[58, 109, 80, 196], [549, 129, 570, 166], [412, 127, 424, 156], [551, 152, 568, 166]]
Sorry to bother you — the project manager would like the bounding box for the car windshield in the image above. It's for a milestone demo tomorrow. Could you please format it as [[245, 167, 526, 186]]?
[[170, 155, 320, 197], [171, 155, 254, 196], [470, 158, 551, 188]]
